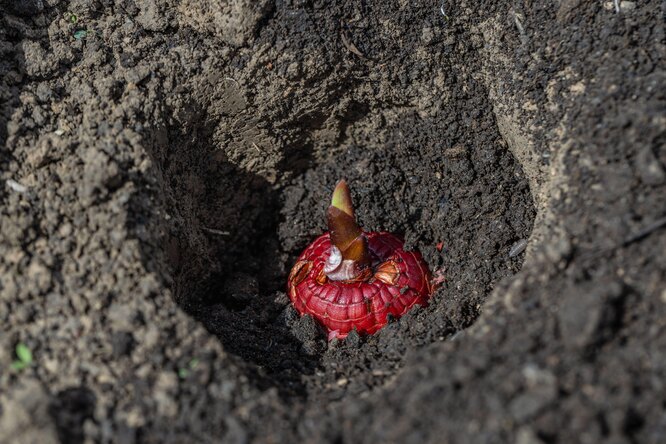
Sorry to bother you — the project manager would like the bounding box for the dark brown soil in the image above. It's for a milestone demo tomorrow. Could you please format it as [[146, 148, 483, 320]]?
[[1, 1, 664, 443]]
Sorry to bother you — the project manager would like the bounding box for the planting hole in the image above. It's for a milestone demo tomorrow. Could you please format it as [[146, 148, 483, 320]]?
[[145, 2, 536, 401]]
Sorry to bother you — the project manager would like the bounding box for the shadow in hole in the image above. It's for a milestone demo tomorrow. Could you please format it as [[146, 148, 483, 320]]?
[[131, 101, 320, 399], [0, 8, 28, 175], [276, 100, 371, 179], [276, 108, 327, 177], [49, 387, 96, 444]]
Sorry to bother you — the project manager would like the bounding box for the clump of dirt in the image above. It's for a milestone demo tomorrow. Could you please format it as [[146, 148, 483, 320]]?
[[1, 0, 664, 443]]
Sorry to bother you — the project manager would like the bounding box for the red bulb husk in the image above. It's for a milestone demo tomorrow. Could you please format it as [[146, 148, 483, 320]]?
[[288, 231, 433, 339]]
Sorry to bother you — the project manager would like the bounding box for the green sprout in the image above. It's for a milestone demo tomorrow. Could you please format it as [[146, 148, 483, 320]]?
[[11, 343, 33, 371], [73, 29, 88, 40], [69, 14, 78, 24], [177, 358, 200, 379]]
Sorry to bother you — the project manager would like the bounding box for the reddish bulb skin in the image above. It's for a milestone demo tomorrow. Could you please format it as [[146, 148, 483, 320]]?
[[288, 231, 433, 339]]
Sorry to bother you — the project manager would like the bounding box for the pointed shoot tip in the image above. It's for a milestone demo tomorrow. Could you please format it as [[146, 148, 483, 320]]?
[[330, 179, 354, 218], [325, 180, 370, 280]]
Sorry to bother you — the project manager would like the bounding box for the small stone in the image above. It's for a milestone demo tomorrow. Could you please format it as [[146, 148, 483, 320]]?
[[635, 147, 665, 186], [59, 223, 73, 237], [603, 1, 636, 11], [107, 303, 137, 330], [421, 26, 434, 44], [27, 258, 52, 293], [223, 417, 248, 444], [509, 392, 549, 422], [6, 179, 28, 193], [135, 363, 153, 379], [27, 136, 54, 169], [143, 325, 160, 349], [124, 65, 151, 84], [156, 371, 179, 391], [136, 0, 169, 32], [516, 427, 546, 444], [154, 391, 178, 417], [123, 406, 146, 428], [544, 230, 572, 264], [451, 364, 473, 382], [558, 279, 625, 350], [509, 365, 557, 421], [43, 357, 59, 374], [82, 150, 124, 202], [286, 62, 300, 79], [35, 83, 52, 102], [522, 364, 556, 392]]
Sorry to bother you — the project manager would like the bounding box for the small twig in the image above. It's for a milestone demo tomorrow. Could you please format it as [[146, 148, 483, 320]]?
[[621, 216, 666, 247], [340, 21, 367, 60], [513, 14, 525, 36], [579, 215, 666, 261], [202, 226, 230, 236], [613, 0, 621, 13], [512, 11, 528, 44], [223, 77, 240, 87]]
